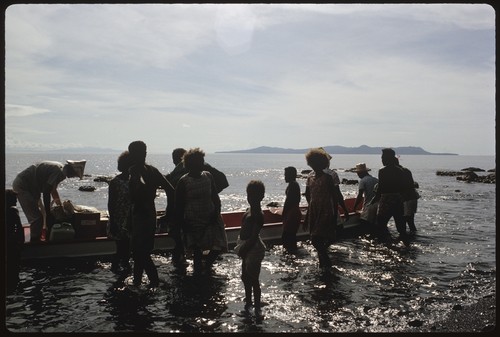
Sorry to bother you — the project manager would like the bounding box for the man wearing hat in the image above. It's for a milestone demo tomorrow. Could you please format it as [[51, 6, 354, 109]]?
[[352, 163, 379, 228], [12, 160, 86, 242]]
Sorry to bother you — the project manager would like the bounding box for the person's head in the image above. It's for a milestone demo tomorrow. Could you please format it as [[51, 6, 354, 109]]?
[[305, 148, 330, 172], [5, 189, 17, 207], [128, 141, 147, 165], [354, 163, 370, 178], [183, 148, 205, 173], [64, 160, 86, 179], [284, 166, 297, 183], [117, 151, 131, 173], [172, 148, 187, 166], [246, 180, 265, 206], [318, 147, 332, 168], [381, 148, 396, 166]]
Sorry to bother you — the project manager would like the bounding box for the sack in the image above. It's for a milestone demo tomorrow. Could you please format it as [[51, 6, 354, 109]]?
[[62, 200, 76, 215], [51, 201, 72, 222], [73, 204, 100, 214]]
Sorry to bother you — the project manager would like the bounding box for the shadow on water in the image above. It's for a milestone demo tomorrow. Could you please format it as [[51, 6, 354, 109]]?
[[103, 273, 156, 332], [101, 260, 230, 333], [6, 228, 495, 333]]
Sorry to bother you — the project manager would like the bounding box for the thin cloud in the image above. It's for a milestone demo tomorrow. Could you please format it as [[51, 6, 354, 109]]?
[[5, 104, 51, 117], [4, 4, 495, 155]]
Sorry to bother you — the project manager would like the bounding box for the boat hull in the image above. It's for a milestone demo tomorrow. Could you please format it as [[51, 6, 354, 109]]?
[[20, 199, 363, 261]]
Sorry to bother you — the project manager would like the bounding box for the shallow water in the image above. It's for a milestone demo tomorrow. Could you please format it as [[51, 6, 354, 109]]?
[[4, 153, 496, 332]]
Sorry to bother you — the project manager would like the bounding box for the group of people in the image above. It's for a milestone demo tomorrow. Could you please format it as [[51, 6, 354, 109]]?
[[280, 147, 419, 271], [6, 144, 419, 313], [353, 148, 419, 246], [107, 142, 230, 287]]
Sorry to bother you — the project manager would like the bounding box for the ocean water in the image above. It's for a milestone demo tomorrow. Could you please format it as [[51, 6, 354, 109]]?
[[4, 152, 496, 332]]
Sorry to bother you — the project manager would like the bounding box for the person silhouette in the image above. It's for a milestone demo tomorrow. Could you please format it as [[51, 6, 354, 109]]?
[[128, 141, 174, 287], [174, 148, 227, 275], [282, 166, 301, 253], [395, 158, 419, 235], [352, 163, 379, 230], [165, 147, 229, 270], [371, 148, 412, 246], [235, 180, 266, 318], [304, 148, 349, 271], [12, 160, 86, 242], [108, 151, 132, 273]]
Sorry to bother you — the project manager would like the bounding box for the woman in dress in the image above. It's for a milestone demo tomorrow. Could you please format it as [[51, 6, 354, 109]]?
[[107, 151, 132, 273], [175, 148, 226, 275], [304, 148, 348, 271]]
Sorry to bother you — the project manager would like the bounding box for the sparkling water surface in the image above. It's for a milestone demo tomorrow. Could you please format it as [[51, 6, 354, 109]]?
[[4, 153, 496, 332]]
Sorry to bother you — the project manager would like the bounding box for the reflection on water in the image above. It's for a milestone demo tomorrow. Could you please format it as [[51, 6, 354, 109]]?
[[5, 232, 495, 333], [4, 153, 495, 332]]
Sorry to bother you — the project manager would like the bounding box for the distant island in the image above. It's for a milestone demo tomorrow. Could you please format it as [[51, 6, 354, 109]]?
[[216, 145, 458, 155]]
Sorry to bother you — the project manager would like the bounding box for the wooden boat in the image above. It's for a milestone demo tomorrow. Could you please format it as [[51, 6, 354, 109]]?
[[20, 198, 363, 261]]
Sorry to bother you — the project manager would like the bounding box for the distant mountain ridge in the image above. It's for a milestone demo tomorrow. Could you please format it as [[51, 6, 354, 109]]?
[[217, 145, 457, 155]]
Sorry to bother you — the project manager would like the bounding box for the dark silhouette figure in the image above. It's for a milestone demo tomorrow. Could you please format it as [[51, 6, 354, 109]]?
[[315, 148, 350, 232], [395, 158, 419, 234], [235, 180, 266, 318], [282, 166, 301, 253], [166, 147, 229, 193], [371, 148, 413, 246], [304, 148, 349, 271], [5, 189, 25, 293], [166, 147, 229, 270], [108, 151, 132, 273], [174, 148, 227, 275], [128, 141, 174, 287], [12, 160, 85, 242]]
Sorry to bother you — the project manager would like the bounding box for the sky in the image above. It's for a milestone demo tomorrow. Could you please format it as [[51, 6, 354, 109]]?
[[4, 3, 496, 155]]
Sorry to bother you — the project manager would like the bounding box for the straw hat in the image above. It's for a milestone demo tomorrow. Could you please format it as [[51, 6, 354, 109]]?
[[355, 163, 371, 172], [66, 160, 86, 179]]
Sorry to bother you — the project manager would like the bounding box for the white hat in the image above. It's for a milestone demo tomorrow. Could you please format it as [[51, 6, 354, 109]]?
[[66, 160, 86, 179]]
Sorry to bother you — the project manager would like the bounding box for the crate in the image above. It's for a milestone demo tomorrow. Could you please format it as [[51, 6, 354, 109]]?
[[72, 213, 106, 239]]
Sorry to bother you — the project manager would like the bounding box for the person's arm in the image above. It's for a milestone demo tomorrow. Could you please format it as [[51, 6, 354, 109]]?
[[304, 176, 311, 204], [50, 184, 61, 206], [205, 163, 229, 193], [353, 188, 365, 212], [43, 189, 54, 228], [209, 173, 221, 216], [333, 185, 350, 219], [370, 172, 382, 204]]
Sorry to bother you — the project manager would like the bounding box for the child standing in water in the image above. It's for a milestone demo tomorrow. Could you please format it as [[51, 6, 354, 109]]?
[[236, 180, 266, 318], [282, 167, 301, 253]]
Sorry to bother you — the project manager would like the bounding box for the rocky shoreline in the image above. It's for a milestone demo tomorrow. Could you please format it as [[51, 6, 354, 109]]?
[[436, 167, 496, 184], [410, 295, 497, 333]]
